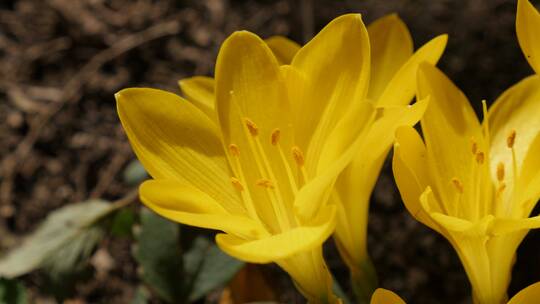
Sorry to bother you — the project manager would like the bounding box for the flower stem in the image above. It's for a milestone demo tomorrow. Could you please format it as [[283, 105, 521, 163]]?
[[350, 257, 378, 304]]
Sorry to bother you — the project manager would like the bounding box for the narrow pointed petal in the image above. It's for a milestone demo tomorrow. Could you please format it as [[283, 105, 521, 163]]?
[[264, 36, 300, 65], [367, 14, 413, 101], [417, 63, 484, 205], [291, 14, 370, 170], [355, 98, 429, 173], [294, 121, 368, 220], [377, 34, 448, 106], [332, 99, 428, 261], [490, 215, 540, 235], [115, 88, 241, 208], [392, 126, 434, 226], [216, 205, 336, 263], [488, 75, 540, 187], [370, 288, 406, 304], [517, 0, 540, 74], [508, 282, 540, 304], [178, 76, 215, 117], [139, 180, 266, 238]]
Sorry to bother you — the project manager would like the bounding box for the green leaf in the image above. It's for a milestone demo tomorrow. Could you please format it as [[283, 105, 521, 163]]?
[[184, 237, 244, 302], [0, 278, 28, 304], [133, 208, 183, 303], [110, 208, 136, 237], [123, 160, 148, 186], [0, 200, 114, 279]]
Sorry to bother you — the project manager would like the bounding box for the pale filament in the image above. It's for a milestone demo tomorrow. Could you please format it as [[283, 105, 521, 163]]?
[[228, 144, 261, 222], [271, 128, 300, 195]]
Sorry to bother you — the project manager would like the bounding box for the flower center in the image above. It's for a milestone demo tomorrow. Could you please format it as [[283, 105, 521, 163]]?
[[226, 117, 307, 233]]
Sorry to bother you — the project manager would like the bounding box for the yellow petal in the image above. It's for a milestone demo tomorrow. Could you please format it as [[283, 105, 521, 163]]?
[[332, 99, 428, 260], [216, 31, 290, 145], [178, 76, 215, 118], [392, 126, 435, 227], [488, 75, 540, 190], [359, 98, 429, 172], [139, 180, 267, 239], [377, 34, 448, 106], [277, 247, 336, 304], [215, 205, 336, 263], [508, 282, 540, 304], [370, 288, 406, 304], [517, 0, 540, 74], [264, 36, 301, 65], [115, 88, 241, 209], [517, 132, 540, 213], [215, 31, 295, 228], [490, 215, 540, 235], [417, 63, 484, 205], [291, 14, 370, 171], [367, 14, 413, 102], [294, 117, 369, 220]]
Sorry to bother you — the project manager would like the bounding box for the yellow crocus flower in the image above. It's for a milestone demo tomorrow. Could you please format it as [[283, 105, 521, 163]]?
[[179, 15, 447, 302], [117, 14, 425, 303], [370, 282, 540, 304], [517, 0, 540, 74], [331, 15, 447, 300], [393, 63, 540, 304]]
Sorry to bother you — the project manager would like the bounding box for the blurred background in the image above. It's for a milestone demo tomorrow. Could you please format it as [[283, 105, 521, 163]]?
[[0, 0, 539, 303]]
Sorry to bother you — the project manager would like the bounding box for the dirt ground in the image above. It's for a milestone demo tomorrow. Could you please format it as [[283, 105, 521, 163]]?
[[1, 0, 539, 303]]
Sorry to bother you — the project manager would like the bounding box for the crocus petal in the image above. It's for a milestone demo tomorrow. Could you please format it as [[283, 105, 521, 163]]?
[[377, 34, 448, 106], [488, 75, 540, 188], [277, 247, 335, 304], [178, 76, 215, 117], [508, 282, 540, 304], [115, 88, 241, 208], [215, 31, 296, 227], [291, 14, 370, 172], [216, 31, 291, 146], [517, 0, 540, 74], [490, 215, 540, 235], [393, 126, 435, 227], [332, 99, 428, 258], [215, 205, 336, 263], [139, 180, 267, 239], [367, 14, 413, 102], [264, 36, 300, 65], [370, 288, 406, 304], [294, 116, 369, 221], [417, 63, 485, 205], [356, 98, 429, 173], [517, 133, 540, 212]]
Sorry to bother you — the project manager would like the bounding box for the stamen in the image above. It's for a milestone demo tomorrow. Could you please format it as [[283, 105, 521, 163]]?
[[271, 128, 280, 146], [508, 130, 518, 194], [497, 182, 507, 196], [507, 130, 516, 148], [292, 146, 305, 166], [229, 144, 240, 156], [496, 162, 505, 182], [244, 118, 259, 136], [471, 139, 478, 154], [230, 177, 244, 191], [475, 152, 485, 164], [256, 179, 274, 189], [452, 178, 464, 193]]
